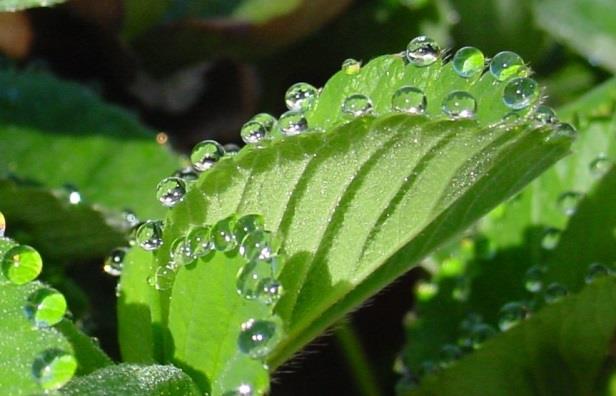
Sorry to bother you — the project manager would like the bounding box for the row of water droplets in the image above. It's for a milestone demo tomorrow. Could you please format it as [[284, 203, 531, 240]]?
[[0, 211, 76, 391]]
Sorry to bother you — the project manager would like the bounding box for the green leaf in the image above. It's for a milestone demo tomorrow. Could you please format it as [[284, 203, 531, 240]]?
[[0, 68, 181, 220], [404, 278, 616, 396], [0, 178, 125, 262], [534, 0, 616, 73], [60, 364, 201, 395], [0, 0, 65, 12]]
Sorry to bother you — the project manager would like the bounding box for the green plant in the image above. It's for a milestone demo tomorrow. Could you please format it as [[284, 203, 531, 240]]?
[[0, 0, 615, 395]]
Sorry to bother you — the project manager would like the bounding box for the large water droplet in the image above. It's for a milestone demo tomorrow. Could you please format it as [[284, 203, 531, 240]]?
[[503, 77, 539, 110], [470, 323, 496, 349], [239, 230, 279, 261], [524, 265, 545, 293], [148, 266, 175, 291], [25, 288, 67, 327], [405, 36, 440, 67], [392, 86, 426, 114], [156, 177, 187, 208], [2, 245, 42, 285], [585, 263, 610, 284], [236, 259, 274, 300], [187, 226, 213, 258], [534, 105, 557, 125], [558, 191, 583, 216], [233, 214, 265, 243], [238, 318, 281, 359], [497, 302, 528, 331], [32, 349, 77, 390], [285, 82, 318, 111], [249, 113, 277, 132], [341, 58, 361, 75], [544, 282, 568, 304], [438, 344, 463, 368], [170, 236, 194, 268], [0, 211, 5, 237], [212, 216, 238, 252], [342, 94, 373, 117], [489, 51, 526, 81], [452, 46, 485, 78], [590, 156, 612, 177], [442, 91, 476, 119], [278, 111, 308, 136], [136, 220, 164, 251], [541, 227, 561, 250], [241, 121, 268, 145], [103, 247, 127, 276], [191, 140, 225, 172]]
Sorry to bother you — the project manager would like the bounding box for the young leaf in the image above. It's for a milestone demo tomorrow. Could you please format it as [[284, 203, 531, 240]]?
[[0, 0, 65, 12], [60, 364, 201, 395]]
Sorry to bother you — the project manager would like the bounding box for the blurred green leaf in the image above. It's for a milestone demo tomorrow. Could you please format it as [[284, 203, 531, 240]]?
[[0, 0, 65, 12]]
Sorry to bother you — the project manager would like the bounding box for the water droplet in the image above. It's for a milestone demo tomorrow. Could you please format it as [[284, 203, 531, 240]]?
[[25, 288, 67, 327], [405, 36, 440, 67], [470, 323, 496, 349], [558, 191, 583, 216], [63, 185, 82, 205], [212, 216, 238, 252], [278, 110, 308, 136], [342, 94, 373, 117], [545, 123, 577, 143], [241, 121, 268, 144], [489, 51, 526, 81], [156, 177, 187, 208], [173, 167, 199, 183], [249, 113, 276, 132], [544, 282, 568, 304], [224, 143, 241, 156], [524, 265, 545, 293], [122, 210, 140, 228], [497, 302, 528, 331], [438, 344, 463, 368], [233, 214, 265, 243], [190, 140, 225, 172], [103, 247, 127, 276], [341, 58, 361, 75], [503, 77, 539, 110], [541, 227, 561, 250], [32, 349, 77, 390], [2, 245, 42, 285], [442, 91, 476, 119], [590, 156, 612, 177], [239, 230, 279, 261], [392, 86, 426, 114], [238, 318, 281, 359], [0, 211, 5, 237], [585, 263, 610, 284], [534, 105, 557, 125], [258, 279, 283, 305], [285, 82, 318, 111], [187, 226, 213, 258], [170, 237, 194, 267], [136, 220, 164, 251], [452, 46, 485, 78], [236, 259, 274, 300], [148, 266, 175, 291]]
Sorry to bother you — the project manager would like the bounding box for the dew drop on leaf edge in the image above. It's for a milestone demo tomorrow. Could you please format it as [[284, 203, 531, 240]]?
[[278, 110, 308, 136], [238, 318, 282, 359], [190, 140, 225, 172], [285, 82, 318, 112], [32, 349, 77, 390], [502, 77, 540, 110], [489, 51, 526, 81], [342, 94, 373, 117], [497, 301, 528, 331], [156, 177, 187, 208], [136, 220, 164, 251], [341, 58, 361, 75], [442, 91, 476, 119], [392, 86, 427, 114], [2, 245, 43, 285], [25, 288, 67, 327], [452, 46, 485, 78], [405, 36, 440, 67], [103, 247, 127, 276]]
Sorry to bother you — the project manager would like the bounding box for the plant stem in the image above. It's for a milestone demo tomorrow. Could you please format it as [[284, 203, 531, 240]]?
[[334, 321, 383, 396]]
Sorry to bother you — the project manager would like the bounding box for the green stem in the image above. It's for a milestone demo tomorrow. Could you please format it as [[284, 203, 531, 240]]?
[[334, 321, 383, 396]]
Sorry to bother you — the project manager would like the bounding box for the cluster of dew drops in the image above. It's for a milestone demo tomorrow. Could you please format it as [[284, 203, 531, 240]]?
[[0, 211, 77, 392]]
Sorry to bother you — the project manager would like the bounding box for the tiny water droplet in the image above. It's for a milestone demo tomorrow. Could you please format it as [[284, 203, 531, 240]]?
[[405, 36, 440, 67], [341, 58, 361, 75], [63, 185, 82, 205], [452, 46, 485, 78], [212, 216, 238, 252], [239, 230, 279, 261], [236, 259, 274, 300], [503, 77, 539, 110], [392, 86, 426, 114], [497, 302, 528, 331], [541, 227, 561, 250], [149, 266, 175, 291], [342, 94, 373, 117], [490, 51, 526, 81], [470, 323, 496, 349], [32, 349, 77, 390], [2, 245, 42, 285], [585, 263, 610, 284], [557, 191, 583, 216], [590, 155, 612, 177], [190, 140, 225, 172], [0, 211, 5, 237], [442, 91, 476, 119], [170, 236, 194, 267], [438, 344, 463, 368], [122, 210, 140, 228], [187, 226, 213, 258], [524, 265, 545, 293], [25, 288, 67, 327], [544, 282, 568, 304], [278, 110, 308, 136], [285, 82, 318, 111], [103, 247, 127, 276], [241, 121, 268, 144], [156, 177, 187, 207], [249, 113, 277, 132], [136, 220, 164, 251], [534, 105, 557, 125], [238, 318, 281, 359]]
